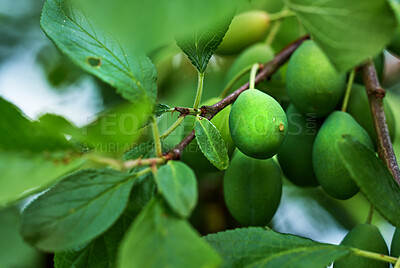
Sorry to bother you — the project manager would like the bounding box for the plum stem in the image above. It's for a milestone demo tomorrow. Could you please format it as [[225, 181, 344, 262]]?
[[268, 9, 295, 21], [365, 204, 374, 224], [169, 35, 310, 159], [249, 63, 261, 89], [220, 64, 253, 98], [395, 258, 400, 268], [361, 60, 400, 184], [265, 6, 289, 45], [341, 68, 355, 112]]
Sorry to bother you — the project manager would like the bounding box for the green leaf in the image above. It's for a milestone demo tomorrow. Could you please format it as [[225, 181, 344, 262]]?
[[155, 104, 172, 117], [71, 0, 241, 55], [205, 227, 350, 268], [0, 99, 85, 206], [54, 173, 155, 268], [0, 152, 84, 207], [177, 17, 232, 73], [41, 0, 157, 104], [155, 161, 197, 218], [123, 140, 155, 161], [337, 135, 400, 228], [285, 0, 397, 72], [248, 246, 350, 268], [118, 197, 222, 268], [38, 113, 81, 138], [0, 207, 43, 268], [138, 103, 173, 132], [78, 101, 153, 155], [194, 116, 229, 170], [21, 169, 136, 252], [0, 97, 72, 152]]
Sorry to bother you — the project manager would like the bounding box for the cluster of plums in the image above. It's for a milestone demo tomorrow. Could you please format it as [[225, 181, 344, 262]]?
[[180, 10, 397, 264]]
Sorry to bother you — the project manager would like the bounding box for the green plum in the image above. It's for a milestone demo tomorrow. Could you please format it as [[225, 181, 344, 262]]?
[[334, 224, 389, 268], [286, 40, 346, 118], [225, 43, 274, 88], [312, 111, 374, 200], [182, 97, 235, 173], [217, 11, 270, 55], [277, 105, 320, 187], [388, 29, 400, 57], [391, 228, 400, 257], [223, 150, 282, 226], [347, 84, 396, 147], [388, 1, 400, 57], [229, 89, 288, 159]]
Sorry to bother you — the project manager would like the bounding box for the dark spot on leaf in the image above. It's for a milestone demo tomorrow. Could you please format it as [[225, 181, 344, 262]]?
[[86, 56, 101, 67]]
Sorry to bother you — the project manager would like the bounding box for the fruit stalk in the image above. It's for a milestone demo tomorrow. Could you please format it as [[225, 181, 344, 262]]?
[[341, 69, 356, 112], [249, 63, 261, 89], [220, 64, 253, 98], [168, 35, 310, 159], [361, 60, 400, 184]]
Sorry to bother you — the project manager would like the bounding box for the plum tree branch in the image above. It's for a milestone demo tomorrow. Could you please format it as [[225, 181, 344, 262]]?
[[166, 35, 310, 160], [361, 60, 400, 184]]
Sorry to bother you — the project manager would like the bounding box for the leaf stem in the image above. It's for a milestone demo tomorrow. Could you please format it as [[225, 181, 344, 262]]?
[[160, 116, 185, 140], [341, 68, 355, 112], [352, 248, 397, 264], [151, 115, 163, 157], [220, 64, 253, 98], [268, 9, 295, 21], [193, 72, 205, 110], [361, 60, 400, 184], [249, 63, 261, 89], [365, 204, 374, 224]]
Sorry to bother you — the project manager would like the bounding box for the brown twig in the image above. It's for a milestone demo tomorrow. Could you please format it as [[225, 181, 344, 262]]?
[[168, 35, 309, 159], [361, 60, 400, 184]]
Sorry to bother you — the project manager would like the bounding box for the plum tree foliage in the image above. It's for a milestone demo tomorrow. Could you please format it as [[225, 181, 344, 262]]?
[[1, 0, 400, 267]]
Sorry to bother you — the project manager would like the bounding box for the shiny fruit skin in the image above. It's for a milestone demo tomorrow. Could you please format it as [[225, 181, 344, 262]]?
[[334, 224, 389, 268], [225, 43, 274, 88], [277, 105, 320, 187], [391, 228, 400, 257], [182, 98, 235, 173], [286, 40, 346, 118], [312, 111, 374, 200], [347, 84, 396, 147], [217, 11, 270, 55], [223, 150, 282, 226], [229, 89, 288, 159]]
